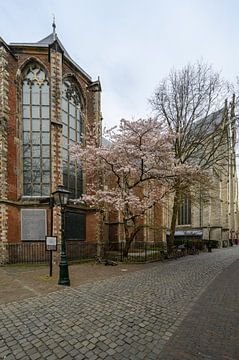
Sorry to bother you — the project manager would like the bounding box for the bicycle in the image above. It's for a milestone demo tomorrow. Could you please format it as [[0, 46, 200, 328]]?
[[95, 256, 118, 266]]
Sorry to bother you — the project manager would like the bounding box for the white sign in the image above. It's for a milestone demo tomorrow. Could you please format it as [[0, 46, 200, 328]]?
[[45, 236, 57, 251]]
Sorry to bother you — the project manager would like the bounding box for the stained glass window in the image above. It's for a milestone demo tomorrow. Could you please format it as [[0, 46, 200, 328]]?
[[22, 64, 50, 196], [62, 78, 84, 198]]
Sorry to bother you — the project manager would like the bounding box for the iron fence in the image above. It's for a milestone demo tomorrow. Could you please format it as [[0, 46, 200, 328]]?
[[67, 241, 97, 262], [3, 239, 205, 265], [104, 241, 166, 263], [4, 241, 98, 265], [174, 238, 205, 251], [5, 242, 49, 264]]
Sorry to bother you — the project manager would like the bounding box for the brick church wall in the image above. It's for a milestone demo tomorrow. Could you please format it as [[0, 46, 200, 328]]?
[[0, 34, 103, 263], [0, 46, 9, 263]]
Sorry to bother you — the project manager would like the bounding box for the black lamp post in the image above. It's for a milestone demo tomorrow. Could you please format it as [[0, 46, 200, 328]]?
[[52, 184, 71, 286]]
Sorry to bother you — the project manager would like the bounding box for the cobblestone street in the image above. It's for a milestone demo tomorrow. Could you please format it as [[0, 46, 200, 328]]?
[[1, 247, 239, 360]]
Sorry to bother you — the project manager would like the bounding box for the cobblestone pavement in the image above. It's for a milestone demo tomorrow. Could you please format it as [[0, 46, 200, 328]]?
[[0, 262, 149, 305], [160, 256, 239, 360], [0, 247, 239, 360]]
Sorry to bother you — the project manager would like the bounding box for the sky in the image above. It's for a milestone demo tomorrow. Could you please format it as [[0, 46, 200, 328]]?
[[1, 0, 239, 128]]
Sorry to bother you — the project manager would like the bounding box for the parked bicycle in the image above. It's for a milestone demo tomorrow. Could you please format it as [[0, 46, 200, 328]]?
[[95, 256, 118, 266], [188, 246, 200, 255]]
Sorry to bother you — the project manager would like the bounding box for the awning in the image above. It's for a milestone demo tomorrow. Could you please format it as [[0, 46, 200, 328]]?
[[166, 230, 203, 237]]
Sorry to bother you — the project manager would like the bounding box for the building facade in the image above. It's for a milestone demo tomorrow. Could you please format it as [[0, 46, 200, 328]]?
[[0, 29, 102, 263], [165, 99, 239, 247]]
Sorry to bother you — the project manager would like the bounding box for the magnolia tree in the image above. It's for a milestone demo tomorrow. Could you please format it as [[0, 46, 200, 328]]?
[[72, 118, 177, 256], [150, 60, 232, 249]]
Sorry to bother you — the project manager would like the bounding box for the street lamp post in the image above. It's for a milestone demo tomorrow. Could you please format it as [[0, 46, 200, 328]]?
[[52, 185, 71, 286]]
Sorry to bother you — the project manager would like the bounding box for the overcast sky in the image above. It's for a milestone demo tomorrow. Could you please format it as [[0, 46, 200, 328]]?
[[1, 0, 239, 128]]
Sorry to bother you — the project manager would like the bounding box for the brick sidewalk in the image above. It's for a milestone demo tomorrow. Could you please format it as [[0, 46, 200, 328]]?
[[0, 261, 152, 305], [160, 258, 239, 359], [1, 248, 239, 360]]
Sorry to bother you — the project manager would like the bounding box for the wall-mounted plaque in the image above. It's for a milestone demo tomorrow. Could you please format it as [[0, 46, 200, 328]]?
[[21, 209, 46, 241]]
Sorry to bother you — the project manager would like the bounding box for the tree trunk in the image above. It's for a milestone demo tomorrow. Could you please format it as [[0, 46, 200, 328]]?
[[168, 191, 180, 253], [96, 211, 104, 257], [122, 216, 142, 258], [123, 239, 131, 258], [122, 219, 132, 258]]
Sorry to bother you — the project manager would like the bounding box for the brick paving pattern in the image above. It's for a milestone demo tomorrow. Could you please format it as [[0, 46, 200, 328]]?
[[0, 247, 239, 360], [160, 257, 239, 360]]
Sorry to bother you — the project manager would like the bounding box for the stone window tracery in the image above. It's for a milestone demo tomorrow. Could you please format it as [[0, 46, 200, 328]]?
[[22, 63, 50, 196], [62, 78, 84, 198]]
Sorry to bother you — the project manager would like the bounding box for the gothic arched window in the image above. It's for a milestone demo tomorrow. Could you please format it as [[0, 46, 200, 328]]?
[[22, 63, 50, 196], [62, 78, 84, 198]]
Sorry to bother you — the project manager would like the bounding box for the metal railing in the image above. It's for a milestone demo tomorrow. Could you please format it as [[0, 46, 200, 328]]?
[[4, 241, 98, 265], [3, 239, 205, 265], [67, 241, 97, 262], [5, 242, 49, 264], [104, 241, 166, 263]]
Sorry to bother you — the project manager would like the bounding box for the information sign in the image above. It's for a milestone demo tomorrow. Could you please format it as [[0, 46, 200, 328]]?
[[45, 236, 57, 251]]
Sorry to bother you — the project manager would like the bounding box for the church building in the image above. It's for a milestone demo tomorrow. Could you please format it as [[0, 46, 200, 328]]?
[[0, 25, 102, 263]]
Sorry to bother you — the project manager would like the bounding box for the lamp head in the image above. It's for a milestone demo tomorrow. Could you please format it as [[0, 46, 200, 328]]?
[[52, 185, 71, 207]]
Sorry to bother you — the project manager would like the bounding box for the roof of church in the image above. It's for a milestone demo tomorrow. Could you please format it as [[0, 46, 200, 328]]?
[[10, 33, 92, 80], [37, 33, 71, 57]]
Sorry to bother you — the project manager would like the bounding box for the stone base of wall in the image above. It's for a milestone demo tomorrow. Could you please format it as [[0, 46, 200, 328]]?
[[0, 203, 8, 264], [0, 244, 8, 264]]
